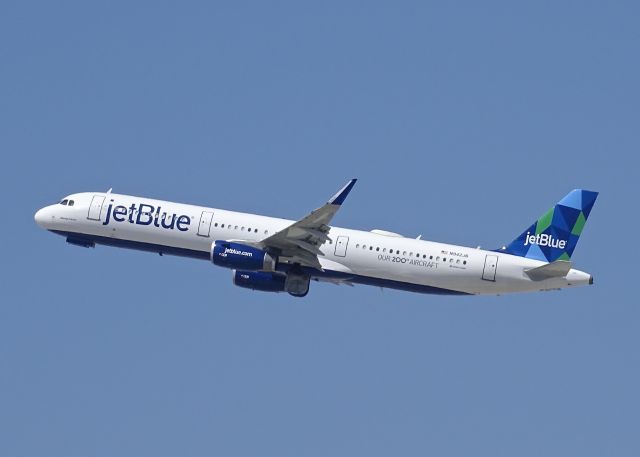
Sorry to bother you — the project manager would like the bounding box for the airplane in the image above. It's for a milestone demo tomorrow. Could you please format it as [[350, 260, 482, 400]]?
[[34, 180, 598, 297]]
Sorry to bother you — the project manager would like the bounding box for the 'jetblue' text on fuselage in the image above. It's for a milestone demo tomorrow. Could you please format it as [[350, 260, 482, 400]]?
[[102, 202, 191, 231]]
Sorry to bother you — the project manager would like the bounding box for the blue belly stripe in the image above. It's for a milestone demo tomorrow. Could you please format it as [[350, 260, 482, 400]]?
[[50, 230, 469, 296]]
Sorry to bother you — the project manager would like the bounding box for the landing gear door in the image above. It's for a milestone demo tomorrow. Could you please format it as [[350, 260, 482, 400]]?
[[197, 211, 214, 237], [482, 254, 498, 281], [87, 195, 105, 221], [334, 236, 349, 257]]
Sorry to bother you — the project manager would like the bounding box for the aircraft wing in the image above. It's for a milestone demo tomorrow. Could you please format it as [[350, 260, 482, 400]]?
[[256, 179, 357, 270]]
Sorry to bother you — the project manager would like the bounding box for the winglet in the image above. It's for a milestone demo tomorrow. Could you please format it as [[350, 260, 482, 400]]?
[[328, 179, 357, 206]]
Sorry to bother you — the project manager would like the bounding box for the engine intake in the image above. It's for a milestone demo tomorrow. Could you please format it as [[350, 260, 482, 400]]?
[[211, 241, 276, 271]]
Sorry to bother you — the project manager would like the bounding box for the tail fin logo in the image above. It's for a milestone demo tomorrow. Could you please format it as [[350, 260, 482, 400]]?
[[502, 189, 598, 262], [523, 232, 567, 249]]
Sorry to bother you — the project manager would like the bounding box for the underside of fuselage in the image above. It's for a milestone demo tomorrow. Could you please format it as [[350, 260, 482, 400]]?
[[50, 230, 471, 295]]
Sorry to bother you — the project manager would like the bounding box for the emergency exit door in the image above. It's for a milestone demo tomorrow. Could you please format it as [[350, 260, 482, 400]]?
[[482, 254, 498, 281], [334, 236, 349, 257], [87, 195, 105, 221], [197, 211, 214, 237]]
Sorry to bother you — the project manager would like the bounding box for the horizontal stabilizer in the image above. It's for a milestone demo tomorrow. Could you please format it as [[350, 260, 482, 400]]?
[[525, 260, 572, 281]]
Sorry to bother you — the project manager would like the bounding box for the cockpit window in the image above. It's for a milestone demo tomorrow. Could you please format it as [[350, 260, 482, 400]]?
[[68, 200, 75, 206], [60, 199, 68, 205]]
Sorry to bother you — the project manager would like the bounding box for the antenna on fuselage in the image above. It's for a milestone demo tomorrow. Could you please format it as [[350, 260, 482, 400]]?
[[106, 188, 112, 194]]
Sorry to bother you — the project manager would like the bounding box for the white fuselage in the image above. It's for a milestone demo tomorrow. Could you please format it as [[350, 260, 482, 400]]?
[[34, 192, 593, 295]]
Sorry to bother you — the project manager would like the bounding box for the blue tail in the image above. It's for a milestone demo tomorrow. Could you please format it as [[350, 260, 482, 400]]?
[[501, 189, 598, 262]]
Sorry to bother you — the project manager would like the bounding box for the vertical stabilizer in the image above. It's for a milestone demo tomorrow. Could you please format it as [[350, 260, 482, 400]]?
[[502, 189, 598, 262]]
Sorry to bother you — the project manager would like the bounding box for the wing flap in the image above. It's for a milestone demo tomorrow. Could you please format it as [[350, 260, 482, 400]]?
[[288, 238, 325, 256]]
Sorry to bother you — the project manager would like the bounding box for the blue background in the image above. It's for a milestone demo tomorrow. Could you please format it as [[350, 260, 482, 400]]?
[[2, 1, 638, 456]]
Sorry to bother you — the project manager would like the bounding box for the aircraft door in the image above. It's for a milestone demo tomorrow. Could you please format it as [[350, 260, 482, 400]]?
[[197, 211, 214, 237], [334, 236, 349, 257], [482, 254, 498, 281], [87, 195, 105, 221]]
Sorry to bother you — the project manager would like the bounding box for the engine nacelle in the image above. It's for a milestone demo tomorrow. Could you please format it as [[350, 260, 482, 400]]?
[[233, 270, 287, 293], [211, 241, 277, 271], [66, 236, 95, 248]]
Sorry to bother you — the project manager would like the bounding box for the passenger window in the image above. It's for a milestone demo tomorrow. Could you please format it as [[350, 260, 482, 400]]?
[[221, 224, 225, 228], [463, 260, 467, 265], [356, 244, 360, 248], [403, 251, 406, 256], [369, 246, 373, 250], [254, 229, 258, 233], [383, 248, 387, 253], [429, 255, 433, 260], [376, 247, 380, 252]]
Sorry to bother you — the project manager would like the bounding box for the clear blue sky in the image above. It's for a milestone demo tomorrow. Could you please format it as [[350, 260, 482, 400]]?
[[1, 1, 638, 456]]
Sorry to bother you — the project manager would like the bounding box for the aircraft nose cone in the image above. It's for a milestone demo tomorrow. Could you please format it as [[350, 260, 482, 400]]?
[[34, 207, 49, 228]]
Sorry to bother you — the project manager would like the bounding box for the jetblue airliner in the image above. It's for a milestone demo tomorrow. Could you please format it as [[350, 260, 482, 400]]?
[[34, 180, 597, 297]]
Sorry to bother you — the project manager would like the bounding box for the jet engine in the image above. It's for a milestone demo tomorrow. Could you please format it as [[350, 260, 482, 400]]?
[[211, 241, 277, 271], [233, 270, 287, 292], [232, 269, 311, 297]]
